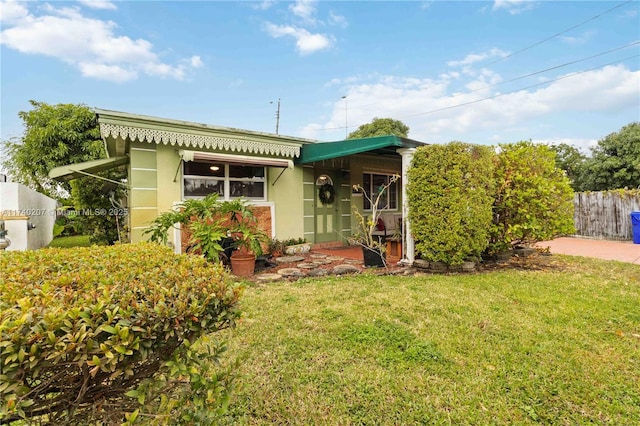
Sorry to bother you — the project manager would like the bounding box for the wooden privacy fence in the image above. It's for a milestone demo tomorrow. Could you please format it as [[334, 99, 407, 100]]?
[[574, 190, 640, 240]]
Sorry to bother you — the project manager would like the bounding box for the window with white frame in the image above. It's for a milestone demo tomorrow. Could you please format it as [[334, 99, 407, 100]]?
[[183, 161, 265, 200], [362, 173, 398, 210]]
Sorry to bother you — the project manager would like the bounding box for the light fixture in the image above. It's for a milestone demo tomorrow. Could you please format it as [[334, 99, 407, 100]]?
[[210, 165, 220, 171]]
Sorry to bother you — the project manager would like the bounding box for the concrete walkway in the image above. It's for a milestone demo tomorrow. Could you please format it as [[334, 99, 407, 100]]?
[[536, 237, 640, 265]]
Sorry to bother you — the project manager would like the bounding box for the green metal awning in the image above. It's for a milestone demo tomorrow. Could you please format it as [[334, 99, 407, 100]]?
[[49, 156, 129, 181], [297, 135, 424, 164]]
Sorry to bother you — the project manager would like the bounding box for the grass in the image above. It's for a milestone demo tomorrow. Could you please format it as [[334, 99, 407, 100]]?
[[217, 256, 640, 425], [47, 235, 92, 248]]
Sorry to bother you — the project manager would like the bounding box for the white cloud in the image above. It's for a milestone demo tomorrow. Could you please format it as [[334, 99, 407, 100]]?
[[304, 65, 639, 143], [328, 10, 348, 28], [264, 22, 332, 54], [289, 0, 317, 23], [77, 0, 117, 10], [0, 0, 29, 23], [534, 138, 597, 154], [189, 56, 203, 68], [78, 62, 136, 83], [0, 2, 201, 83], [420, 2, 434, 11], [447, 48, 509, 67], [492, 0, 537, 15], [252, 0, 276, 11], [560, 31, 594, 45]]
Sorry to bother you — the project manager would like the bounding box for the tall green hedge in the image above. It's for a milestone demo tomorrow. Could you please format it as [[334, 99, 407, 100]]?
[[488, 141, 575, 253], [1, 243, 242, 424], [407, 142, 495, 265]]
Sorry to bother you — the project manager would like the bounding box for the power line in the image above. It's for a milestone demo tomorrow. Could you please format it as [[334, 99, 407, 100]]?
[[315, 47, 639, 132], [340, 1, 635, 113], [402, 54, 639, 119], [485, 0, 633, 66], [452, 41, 640, 100]]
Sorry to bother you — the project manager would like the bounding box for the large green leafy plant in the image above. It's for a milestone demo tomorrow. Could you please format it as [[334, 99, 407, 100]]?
[[406, 142, 495, 265], [0, 243, 242, 424], [144, 194, 267, 262]]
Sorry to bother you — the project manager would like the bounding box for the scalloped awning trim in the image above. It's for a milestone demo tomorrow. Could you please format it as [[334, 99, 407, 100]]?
[[100, 123, 301, 158]]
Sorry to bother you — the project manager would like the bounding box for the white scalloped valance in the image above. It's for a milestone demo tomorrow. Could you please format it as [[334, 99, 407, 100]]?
[[100, 123, 301, 158]]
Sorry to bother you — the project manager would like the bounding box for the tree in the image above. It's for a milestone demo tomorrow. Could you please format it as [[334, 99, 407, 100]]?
[[488, 141, 574, 253], [1, 100, 104, 198], [1, 101, 125, 244], [548, 143, 588, 191], [347, 117, 409, 139], [407, 142, 495, 265], [579, 122, 640, 191]]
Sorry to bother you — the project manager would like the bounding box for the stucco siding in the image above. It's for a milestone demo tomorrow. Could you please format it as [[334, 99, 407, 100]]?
[[267, 165, 305, 241], [156, 145, 182, 214], [129, 143, 158, 242]]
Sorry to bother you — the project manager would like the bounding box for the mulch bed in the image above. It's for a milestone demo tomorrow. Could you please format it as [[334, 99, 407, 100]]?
[[242, 249, 568, 283]]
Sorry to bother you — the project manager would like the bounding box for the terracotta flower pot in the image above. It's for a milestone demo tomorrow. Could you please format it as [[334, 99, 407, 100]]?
[[230, 252, 256, 277]]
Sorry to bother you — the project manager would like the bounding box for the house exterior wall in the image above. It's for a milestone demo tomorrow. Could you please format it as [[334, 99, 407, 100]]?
[[129, 142, 159, 243], [267, 164, 305, 241], [127, 142, 307, 244]]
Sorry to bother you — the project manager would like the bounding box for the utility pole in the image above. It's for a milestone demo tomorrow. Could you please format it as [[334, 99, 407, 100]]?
[[270, 98, 281, 134], [341, 95, 348, 138]]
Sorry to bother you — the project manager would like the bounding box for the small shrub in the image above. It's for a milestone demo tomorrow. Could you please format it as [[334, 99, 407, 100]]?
[[0, 243, 242, 425], [407, 142, 495, 265]]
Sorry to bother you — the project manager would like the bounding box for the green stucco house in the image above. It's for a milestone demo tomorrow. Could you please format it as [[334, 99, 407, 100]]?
[[50, 109, 424, 263]]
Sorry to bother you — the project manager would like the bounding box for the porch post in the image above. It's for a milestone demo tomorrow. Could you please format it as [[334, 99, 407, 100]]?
[[397, 148, 416, 264]]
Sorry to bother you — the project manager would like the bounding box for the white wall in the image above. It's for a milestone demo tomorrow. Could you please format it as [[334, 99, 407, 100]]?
[[0, 183, 58, 250]]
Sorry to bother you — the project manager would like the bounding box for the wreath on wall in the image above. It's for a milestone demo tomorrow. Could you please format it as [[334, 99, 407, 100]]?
[[318, 183, 336, 205]]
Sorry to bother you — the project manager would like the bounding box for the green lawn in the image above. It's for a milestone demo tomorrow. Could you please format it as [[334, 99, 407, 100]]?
[[47, 235, 92, 248], [218, 257, 640, 425]]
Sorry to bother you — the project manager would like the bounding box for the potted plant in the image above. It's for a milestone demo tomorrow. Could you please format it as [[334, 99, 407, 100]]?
[[351, 175, 400, 267], [144, 194, 228, 262], [221, 199, 268, 277], [268, 238, 286, 257], [144, 194, 267, 276]]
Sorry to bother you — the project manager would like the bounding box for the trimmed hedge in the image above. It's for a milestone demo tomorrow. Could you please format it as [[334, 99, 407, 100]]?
[[0, 243, 242, 424], [407, 142, 495, 265]]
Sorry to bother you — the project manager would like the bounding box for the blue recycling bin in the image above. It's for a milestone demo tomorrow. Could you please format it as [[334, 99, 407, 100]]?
[[631, 212, 640, 244]]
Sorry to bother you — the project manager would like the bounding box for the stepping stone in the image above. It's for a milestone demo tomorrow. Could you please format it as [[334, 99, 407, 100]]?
[[256, 273, 282, 283], [278, 267, 305, 278], [325, 256, 344, 262], [345, 259, 362, 265], [275, 256, 305, 264], [313, 259, 333, 265], [306, 269, 330, 277], [297, 262, 319, 270], [333, 264, 360, 275], [310, 253, 327, 259]]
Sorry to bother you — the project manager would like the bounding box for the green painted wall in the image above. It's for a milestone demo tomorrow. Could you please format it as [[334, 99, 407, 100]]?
[[129, 143, 158, 242], [302, 166, 315, 243], [156, 145, 182, 214], [267, 165, 305, 241]]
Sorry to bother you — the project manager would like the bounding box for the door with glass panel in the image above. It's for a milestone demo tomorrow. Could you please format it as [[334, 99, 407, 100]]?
[[314, 172, 339, 243]]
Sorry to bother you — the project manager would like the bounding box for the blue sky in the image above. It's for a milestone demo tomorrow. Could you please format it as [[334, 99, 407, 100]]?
[[1, 0, 639, 157]]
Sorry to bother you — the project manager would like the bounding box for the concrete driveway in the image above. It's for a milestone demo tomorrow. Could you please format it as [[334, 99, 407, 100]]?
[[536, 237, 640, 265]]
